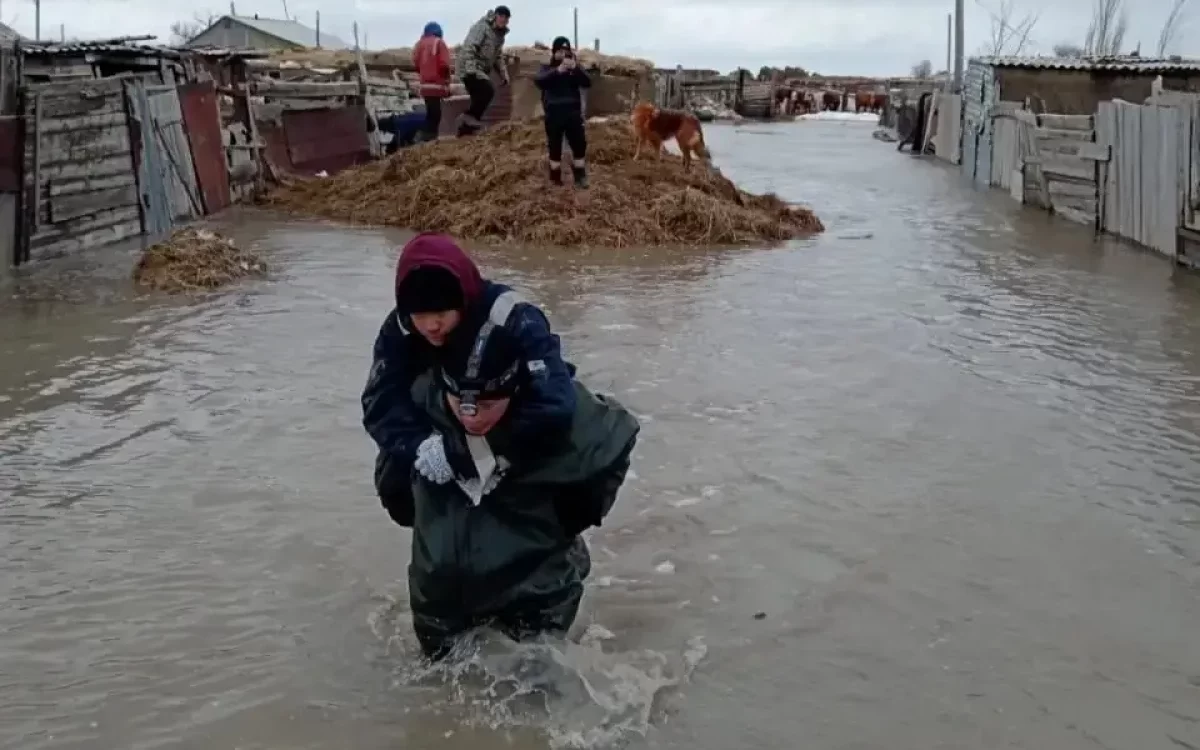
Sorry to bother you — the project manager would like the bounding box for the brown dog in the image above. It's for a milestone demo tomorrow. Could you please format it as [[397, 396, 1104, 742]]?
[[630, 101, 708, 169]]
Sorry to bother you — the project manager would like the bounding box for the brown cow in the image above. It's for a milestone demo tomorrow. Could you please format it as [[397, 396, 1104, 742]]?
[[872, 92, 890, 114], [821, 91, 840, 111], [854, 90, 873, 113]]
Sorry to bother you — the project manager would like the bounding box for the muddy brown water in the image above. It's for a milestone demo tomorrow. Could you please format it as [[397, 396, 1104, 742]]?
[[3, 120, 1200, 750]]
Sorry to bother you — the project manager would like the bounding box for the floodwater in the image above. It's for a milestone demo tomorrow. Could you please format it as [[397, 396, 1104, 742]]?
[[3, 119, 1200, 750]]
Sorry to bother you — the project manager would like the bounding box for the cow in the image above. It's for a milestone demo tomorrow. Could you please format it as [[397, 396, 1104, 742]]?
[[821, 91, 840, 111], [872, 92, 890, 114], [855, 90, 874, 113]]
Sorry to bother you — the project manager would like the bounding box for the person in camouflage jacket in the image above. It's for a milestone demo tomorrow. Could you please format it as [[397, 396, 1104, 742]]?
[[455, 6, 511, 136]]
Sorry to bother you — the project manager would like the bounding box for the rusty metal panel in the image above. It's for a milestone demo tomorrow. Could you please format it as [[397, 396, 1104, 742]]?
[[258, 120, 294, 175], [0, 116, 20, 192], [177, 81, 230, 214], [283, 105, 371, 175]]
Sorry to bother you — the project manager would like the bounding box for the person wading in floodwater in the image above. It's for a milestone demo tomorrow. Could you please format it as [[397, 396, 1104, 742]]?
[[535, 36, 591, 188], [455, 5, 511, 137], [412, 21, 451, 142], [361, 232, 640, 659]]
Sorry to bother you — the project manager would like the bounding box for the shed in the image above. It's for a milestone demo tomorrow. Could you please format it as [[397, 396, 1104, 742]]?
[[185, 15, 349, 51], [961, 55, 1200, 185], [20, 40, 195, 84]]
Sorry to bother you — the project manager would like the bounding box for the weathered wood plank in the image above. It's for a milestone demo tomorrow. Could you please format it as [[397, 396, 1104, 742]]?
[[38, 153, 134, 182], [49, 184, 138, 222], [40, 126, 131, 166], [37, 93, 125, 119], [253, 79, 360, 98], [30, 205, 141, 245], [1043, 168, 1096, 185], [42, 125, 129, 151], [363, 77, 410, 93], [29, 218, 142, 260], [37, 111, 128, 134], [1048, 180, 1098, 198], [48, 172, 136, 197], [1038, 113, 1093, 131], [25, 75, 132, 98], [1035, 127, 1094, 141], [1037, 138, 1109, 161]]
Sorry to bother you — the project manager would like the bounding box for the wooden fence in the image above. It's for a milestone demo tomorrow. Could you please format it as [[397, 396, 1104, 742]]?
[[1017, 112, 1108, 227], [985, 109, 1108, 227], [931, 93, 961, 165], [1096, 97, 1200, 262], [21, 77, 143, 263], [968, 95, 1200, 268]]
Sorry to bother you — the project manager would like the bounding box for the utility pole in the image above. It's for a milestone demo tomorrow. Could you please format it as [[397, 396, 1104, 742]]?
[[34, 0, 40, 41], [953, 0, 965, 92], [945, 13, 952, 90], [572, 7, 578, 50]]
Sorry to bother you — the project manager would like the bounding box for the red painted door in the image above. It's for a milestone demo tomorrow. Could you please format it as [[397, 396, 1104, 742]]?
[[177, 81, 231, 214]]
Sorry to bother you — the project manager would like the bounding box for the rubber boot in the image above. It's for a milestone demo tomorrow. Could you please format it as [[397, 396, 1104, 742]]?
[[572, 165, 589, 189], [549, 166, 563, 186]]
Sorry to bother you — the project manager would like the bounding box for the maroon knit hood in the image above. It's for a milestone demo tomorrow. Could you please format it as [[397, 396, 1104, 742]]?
[[394, 233, 485, 310]]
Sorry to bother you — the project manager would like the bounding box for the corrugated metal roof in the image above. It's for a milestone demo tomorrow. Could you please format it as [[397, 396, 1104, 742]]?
[[0, 21, 26, 41], [22, 41, 181, 57], [227, 15, 349, 50], [974, 55, 1200, 72]]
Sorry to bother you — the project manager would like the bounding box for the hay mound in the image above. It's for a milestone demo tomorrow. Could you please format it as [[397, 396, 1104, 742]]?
[[134, 228, 267, 293], [263, 119, 824, 248]]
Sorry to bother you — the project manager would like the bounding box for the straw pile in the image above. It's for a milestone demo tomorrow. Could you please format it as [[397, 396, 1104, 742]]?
[[263, 119, 823, 248], [133, 228, 267, 293], [268, 45, 655, 76], [508, 44, 655, 75]]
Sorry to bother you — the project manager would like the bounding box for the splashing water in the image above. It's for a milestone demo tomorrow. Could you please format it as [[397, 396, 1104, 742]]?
[[371, 598, 706, 749]]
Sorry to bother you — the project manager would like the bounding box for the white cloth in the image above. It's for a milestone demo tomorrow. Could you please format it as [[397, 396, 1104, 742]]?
[[456, 434, 510, 506]]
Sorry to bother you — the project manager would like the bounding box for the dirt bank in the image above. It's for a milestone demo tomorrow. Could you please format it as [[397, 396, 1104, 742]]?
[[262, 119, 824, 248]]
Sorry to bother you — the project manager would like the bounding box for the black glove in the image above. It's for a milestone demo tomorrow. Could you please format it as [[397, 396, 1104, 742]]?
[[374, 450, 415, 527]]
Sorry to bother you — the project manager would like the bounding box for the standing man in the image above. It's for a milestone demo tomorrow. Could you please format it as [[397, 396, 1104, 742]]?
[[535, 37, 591, 188], [412, 21, 451, 142], [455, 6, 511, 137]]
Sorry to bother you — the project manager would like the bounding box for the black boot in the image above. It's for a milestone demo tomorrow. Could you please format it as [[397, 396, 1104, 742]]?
[[549, 166, 563, 186], [572, 165, 589, 189]]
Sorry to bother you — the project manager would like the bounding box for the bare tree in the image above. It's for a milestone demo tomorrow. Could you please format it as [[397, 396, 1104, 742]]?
[[1083, 0, 1128, 55], [1156, 0, 1189, 55], [911, 59, 933, 78], [170, 11, 217, 46], [1053, 43, 1085, 56], [976, 0, 1039, 56]]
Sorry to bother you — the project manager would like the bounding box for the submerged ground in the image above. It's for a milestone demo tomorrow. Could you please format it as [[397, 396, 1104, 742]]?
[[2, 119, 1199, 750]]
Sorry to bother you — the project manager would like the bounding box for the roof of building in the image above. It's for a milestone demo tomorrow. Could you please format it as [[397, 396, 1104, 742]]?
[[196, 15, 349, 50], [21, 40, 181, 57], [0, 21, 25, 41], [973, 55, 1200, 73]]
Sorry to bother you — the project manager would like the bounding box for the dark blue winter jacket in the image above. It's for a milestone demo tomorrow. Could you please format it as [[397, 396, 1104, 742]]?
[[362, 280, 577, 472], [535, 62, 591, 112]]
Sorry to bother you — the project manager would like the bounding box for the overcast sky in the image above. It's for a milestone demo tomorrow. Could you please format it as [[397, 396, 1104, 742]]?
[[8, 0, 1197, 77]]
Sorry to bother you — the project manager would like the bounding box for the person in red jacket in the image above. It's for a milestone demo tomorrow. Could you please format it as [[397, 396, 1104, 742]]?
[[412, 22, 451, 142]]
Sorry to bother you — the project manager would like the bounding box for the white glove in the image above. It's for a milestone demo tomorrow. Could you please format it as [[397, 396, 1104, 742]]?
[[414, 434, 454, 485]]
